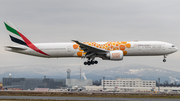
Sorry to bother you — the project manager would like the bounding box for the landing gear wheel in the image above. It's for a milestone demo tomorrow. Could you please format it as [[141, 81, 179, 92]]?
[[94, 61, 98, 64], [83, 60, 98, 65], [91, 61, 94, 65], [87, 61, 91, 66], [163, 59, 166, 62], [84, 62, 87, 65]]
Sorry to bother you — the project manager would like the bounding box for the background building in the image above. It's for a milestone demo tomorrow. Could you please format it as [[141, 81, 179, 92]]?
[[66, 79, 92, 87], [102, 78, 156, 88], [2, 77, 92, 90]]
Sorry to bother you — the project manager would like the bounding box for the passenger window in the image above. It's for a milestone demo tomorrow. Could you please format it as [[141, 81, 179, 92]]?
[[172, 45, 175, 47]]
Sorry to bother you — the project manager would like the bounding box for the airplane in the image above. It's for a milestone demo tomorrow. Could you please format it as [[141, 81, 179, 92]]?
[[4, 21, 178, 66]]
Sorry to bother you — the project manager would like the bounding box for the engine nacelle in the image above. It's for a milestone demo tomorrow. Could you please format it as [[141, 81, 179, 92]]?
[[106, 50, 123, 60]]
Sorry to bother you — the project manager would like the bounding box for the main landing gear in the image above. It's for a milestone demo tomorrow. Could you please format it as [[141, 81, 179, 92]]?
[[84, 60, 98, 66], [163, 55, 166, 62]]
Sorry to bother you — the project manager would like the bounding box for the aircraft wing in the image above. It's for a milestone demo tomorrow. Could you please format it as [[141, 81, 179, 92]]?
[[72, 40, 107, 53]]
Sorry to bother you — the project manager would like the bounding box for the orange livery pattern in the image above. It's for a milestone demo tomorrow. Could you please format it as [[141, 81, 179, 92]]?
[[73, 41, 131, 57]]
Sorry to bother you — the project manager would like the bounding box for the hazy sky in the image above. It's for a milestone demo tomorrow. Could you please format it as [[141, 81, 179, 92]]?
[[0, 0, 180, 73]]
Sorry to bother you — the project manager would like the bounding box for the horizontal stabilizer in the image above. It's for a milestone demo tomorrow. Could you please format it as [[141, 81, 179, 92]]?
[[5, 46, 27, 50]]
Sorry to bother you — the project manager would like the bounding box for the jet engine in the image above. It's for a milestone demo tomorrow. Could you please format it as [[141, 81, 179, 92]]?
[[106, 50, 123, 60]]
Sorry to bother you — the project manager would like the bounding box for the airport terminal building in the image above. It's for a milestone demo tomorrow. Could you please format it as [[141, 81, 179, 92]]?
[[2, 77, 92, 90], [83, 78, 157, 92], [102, 78, 156, 87]]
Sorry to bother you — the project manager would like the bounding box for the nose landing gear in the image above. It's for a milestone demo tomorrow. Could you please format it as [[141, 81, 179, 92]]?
[[163, 59, 166, 62], [163, 55, 167, 62]]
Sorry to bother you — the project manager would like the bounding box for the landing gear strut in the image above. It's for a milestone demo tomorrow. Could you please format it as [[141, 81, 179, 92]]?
[[84, 60, 98, 66], [163, 55, 166, 62]]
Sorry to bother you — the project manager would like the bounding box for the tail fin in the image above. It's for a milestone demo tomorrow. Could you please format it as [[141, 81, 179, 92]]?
[[4, 21, 30, 47], [4, 21, 49, 56]]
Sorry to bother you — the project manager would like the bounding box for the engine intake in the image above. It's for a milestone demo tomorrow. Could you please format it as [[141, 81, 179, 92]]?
[[106, 50, 123, 60]]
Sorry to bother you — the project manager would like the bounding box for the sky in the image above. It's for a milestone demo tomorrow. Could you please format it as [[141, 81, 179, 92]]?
[[0, 0, 180, 74]]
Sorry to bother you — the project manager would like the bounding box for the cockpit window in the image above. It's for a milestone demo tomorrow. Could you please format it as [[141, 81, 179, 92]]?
[[172, 45, 175, 47]]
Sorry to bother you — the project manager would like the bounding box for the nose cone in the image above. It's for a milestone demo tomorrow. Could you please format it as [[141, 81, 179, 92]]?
[[175, 47, 178, 52], [173, 47, 178, 53]]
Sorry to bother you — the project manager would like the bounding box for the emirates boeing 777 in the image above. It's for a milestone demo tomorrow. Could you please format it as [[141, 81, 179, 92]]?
[[4, 21, 178, 66]]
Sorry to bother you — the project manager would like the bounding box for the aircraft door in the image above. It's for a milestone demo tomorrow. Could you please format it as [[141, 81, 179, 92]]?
[[134, 44, 141, 55], [161, 45, 166, 50], [137, 44, 142, 54], [67, 46, 71, 52]]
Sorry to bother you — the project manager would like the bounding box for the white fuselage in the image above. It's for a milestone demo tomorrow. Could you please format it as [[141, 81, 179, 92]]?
[[5, 41, 178, 59]]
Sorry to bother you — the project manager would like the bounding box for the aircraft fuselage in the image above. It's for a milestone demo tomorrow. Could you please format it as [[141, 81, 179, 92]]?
[[5, 41, 178, 58]]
